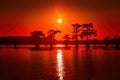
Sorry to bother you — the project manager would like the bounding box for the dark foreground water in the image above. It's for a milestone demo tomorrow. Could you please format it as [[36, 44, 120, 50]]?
[[0, 47, 120, 80]]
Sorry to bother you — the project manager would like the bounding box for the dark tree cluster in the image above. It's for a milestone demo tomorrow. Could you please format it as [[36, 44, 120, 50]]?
[[29, 23, 120, 50], [31, 30, 61, 49], [103, 35, 120, 49], [30, 23, 97, 49], [72, 23, 97, 48]]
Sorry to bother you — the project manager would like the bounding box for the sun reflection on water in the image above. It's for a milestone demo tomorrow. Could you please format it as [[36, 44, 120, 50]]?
[[56, 49, 65, 80]]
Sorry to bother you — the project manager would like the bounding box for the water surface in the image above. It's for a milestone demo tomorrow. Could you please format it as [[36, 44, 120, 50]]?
[[0, 47, 120, 80]]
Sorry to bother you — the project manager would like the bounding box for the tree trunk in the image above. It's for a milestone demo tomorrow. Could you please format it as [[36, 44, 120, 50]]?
[[14, 44, 17, 48], [75, 28, 78, 49], [50, 44, 53, 49], [35, 44, 40, 49], [86, 27, 90, 48], [50, 39, 53, 49], [86, 36, 89, 48], [65, 40, 68, 47]]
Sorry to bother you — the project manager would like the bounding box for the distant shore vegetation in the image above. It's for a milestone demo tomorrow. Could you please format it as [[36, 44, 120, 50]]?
[[0, 23, 119, 50]]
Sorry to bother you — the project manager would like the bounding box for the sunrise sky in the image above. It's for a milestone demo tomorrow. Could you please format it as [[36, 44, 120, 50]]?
[[0, 0, 120, 40]]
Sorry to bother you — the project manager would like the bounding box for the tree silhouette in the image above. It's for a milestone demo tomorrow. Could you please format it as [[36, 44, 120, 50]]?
[[63, 34, 71, 47], [104, 36, 111, 48], [93, 39, 97, 48], [13, 38, 18, 48], [47, 30, 61, 49], [31, 31, 45, 49], [80, 23, 97, 48], [72, 24, 82, 49], [112, 35, 120, 49]]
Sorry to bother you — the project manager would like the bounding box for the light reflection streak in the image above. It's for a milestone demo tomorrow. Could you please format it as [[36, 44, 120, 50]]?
[[57, 49, 65, 80], [56, 44, 64, 48]]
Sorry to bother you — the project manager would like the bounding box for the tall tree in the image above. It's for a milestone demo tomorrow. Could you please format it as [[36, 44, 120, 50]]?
[[31, 31, 45, 49], [72, 24, 82, 49], [63, 34, 71, 47], [104, 36, 111, 48], [47, 30, 61, 49], [112, 35, 120, 48], [80, 23, 97, 48]]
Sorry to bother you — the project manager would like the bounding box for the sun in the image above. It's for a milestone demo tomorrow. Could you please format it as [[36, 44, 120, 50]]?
[[58, 18, 62, 24]]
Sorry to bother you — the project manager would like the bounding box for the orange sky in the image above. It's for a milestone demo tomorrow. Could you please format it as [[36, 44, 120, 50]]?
[[0, 0, 120, 40]]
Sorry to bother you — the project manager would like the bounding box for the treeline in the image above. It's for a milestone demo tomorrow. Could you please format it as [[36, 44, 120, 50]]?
[[0, 23, 120, 49]]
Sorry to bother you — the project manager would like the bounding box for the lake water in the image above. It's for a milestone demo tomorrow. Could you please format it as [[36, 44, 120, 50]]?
[[0, 46, 120, 80]]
